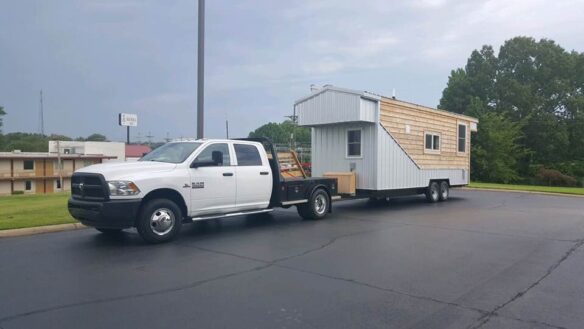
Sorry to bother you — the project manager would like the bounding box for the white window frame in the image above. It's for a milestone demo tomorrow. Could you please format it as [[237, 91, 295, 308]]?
[[424, 131, 441, 154], [346, 128, 363, 159], [457, 122, 468, 155]]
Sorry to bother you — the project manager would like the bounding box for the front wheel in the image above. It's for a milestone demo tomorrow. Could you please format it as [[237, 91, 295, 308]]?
[[297, 188, 330, 220], [136, 199, 182, 243]]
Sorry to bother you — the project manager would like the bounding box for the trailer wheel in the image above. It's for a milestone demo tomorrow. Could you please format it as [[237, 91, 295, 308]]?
[[425, 182, 440, 203], [136, 198, 182, 243], [439, 181, 449, 201], [297, 188, 330, 220]]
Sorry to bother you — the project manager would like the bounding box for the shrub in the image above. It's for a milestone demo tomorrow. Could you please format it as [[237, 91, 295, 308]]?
[[535, 168, 578, 187], [11, 190, 24, 195]]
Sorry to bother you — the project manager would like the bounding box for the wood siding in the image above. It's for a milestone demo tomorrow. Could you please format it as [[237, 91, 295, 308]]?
[[380, 97, 475, 170]]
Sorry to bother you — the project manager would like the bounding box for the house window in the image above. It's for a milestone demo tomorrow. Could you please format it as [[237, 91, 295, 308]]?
[[56, 179, 62, 189], [458, 124, 467, 153], [425, 133, 440, 151], [23, 160, 34, 170], [347, 129, 361, 157], [25, 180, 32, 191], [83, 160, 93, 167]]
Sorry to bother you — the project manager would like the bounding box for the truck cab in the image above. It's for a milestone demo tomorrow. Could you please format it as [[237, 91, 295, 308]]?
[[68, 138, 338, 243]]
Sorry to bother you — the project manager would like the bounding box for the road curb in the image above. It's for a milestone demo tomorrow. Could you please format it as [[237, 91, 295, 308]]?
[[0, 223, 88, 238], [461, 187, 584, 198]]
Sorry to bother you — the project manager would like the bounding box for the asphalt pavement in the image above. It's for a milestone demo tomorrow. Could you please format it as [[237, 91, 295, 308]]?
[[0, 189, 583, 329]]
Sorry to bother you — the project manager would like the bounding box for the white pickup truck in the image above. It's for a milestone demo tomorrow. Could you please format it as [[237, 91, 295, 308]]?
[[68, 138, 338, 243]]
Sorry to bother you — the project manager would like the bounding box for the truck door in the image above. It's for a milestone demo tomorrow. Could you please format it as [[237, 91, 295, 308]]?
[[189, 142, 236, 216], [233, 143, 272, 211]]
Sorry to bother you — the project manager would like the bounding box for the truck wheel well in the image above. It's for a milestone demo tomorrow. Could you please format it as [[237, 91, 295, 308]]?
[[140, 189, 188, 221]]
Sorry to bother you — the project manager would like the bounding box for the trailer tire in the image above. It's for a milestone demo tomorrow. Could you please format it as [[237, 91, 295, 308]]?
[[136, 198, 182, 244], [425, 182, 440, 203], [297, 188, 330, 220], [439, 181, 449, 201]]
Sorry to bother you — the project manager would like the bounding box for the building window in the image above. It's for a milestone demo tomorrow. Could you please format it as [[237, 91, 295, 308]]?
[[23, 160, 34, 170], [25, 180, 32, 191], [234, 144, 262, 166], [347, 129, 362, 157], [458, 124, 467, 153], [425, 133, 440, 151], [83, 160, 93, 167], [56, 179, 62, 189]]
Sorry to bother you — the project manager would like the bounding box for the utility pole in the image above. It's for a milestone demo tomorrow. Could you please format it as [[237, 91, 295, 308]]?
[[197, 0, 205, 139], [39, 90, 45, 136], [225, 120, 229, 139], [56, 140, 63, 190]]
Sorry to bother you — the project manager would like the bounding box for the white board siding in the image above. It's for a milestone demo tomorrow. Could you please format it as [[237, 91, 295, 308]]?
[[297, 89, 375, 126], [376, 124, 468, 190], [311, 123, 377, 190]]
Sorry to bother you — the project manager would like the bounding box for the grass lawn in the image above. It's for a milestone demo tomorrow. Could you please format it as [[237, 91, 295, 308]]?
[[468, 182, 584, 196], [0, 193, 75, 230]]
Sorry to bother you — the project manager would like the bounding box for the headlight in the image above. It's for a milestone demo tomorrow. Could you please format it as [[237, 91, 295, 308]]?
[[107, 181, 141, 196]]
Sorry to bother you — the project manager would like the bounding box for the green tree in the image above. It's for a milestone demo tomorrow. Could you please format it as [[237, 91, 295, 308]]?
[[0, 106, 5, 131], [466, 99, 526, 183], [440, 36, 584, 182], [82, 133, 108, 142], [248, 120, 310, 145]]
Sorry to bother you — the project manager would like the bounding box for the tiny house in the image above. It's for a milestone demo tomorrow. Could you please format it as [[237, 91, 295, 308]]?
[[295, 85, 478, 200]]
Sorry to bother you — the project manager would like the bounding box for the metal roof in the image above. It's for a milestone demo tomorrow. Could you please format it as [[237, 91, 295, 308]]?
[[294, 85, 381, 105]]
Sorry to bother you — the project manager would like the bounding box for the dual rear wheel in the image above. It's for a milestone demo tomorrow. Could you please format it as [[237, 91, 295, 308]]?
[[297, 188, 330, 220]]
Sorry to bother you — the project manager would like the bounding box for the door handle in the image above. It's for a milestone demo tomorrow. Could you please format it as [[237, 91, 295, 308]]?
[[260, 171, 269, 175], [223, 172, 234, 177]]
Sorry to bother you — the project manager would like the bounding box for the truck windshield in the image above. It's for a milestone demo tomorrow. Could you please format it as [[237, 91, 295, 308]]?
[[140, 142, 202, 164]]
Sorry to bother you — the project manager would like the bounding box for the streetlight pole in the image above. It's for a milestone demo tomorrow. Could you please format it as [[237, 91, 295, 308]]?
[[197, 0, 205, 139]]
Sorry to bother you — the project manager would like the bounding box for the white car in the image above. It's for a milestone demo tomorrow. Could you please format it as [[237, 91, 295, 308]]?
[[68, 138, 338, 243]]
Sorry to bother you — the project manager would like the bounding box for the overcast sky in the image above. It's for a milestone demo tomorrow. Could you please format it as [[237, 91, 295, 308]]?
[[1, 0, 583, 142]]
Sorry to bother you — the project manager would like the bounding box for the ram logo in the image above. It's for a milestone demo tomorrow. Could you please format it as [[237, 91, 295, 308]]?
[[192, 182, 205, 189]]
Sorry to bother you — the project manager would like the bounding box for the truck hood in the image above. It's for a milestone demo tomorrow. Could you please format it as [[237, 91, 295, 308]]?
[[76, 161, 177, 180]]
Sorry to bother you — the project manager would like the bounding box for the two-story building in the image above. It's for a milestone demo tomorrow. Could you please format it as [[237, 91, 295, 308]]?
[[0, 151, 114, 195]]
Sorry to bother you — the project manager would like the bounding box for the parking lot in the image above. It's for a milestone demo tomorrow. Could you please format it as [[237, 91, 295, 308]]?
[[0, 189, 583, 329]]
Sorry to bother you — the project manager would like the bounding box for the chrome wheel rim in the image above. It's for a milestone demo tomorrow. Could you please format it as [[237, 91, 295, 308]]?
[[314, 194, 327, 215], [150, 208, 175, 236]]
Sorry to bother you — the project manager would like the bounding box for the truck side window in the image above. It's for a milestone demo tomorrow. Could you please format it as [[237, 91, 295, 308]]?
[[234, 144, 262, 166], [194, 143, 231, 166]]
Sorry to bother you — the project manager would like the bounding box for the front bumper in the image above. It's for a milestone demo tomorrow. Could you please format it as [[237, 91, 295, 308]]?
[[68, 198, 142, 229]]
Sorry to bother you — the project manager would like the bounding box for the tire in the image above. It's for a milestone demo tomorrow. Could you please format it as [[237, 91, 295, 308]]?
[[425, 182, 440, 203], [136, 198, 182, 243], [95, 228, 122, 234], [297, 188, 330, 220], [439, 181, 449, 201]]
